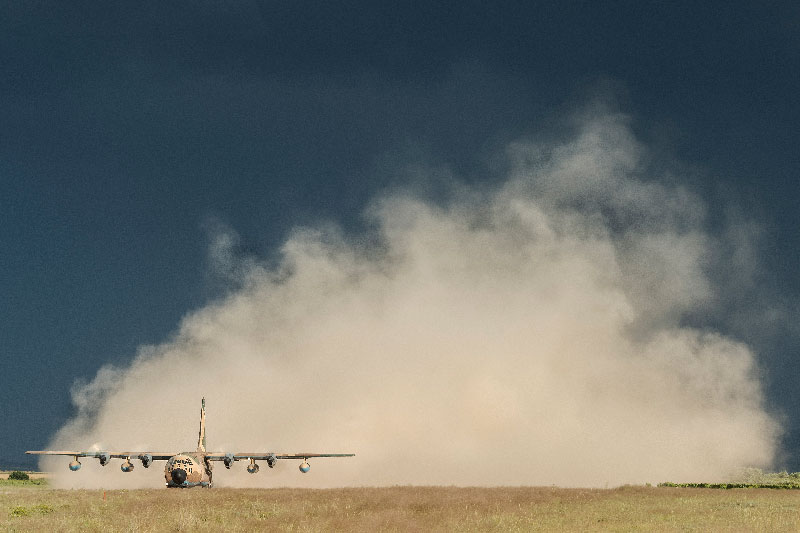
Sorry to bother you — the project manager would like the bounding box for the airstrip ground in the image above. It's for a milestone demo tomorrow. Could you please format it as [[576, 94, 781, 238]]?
[[2, 483, 800, 531]]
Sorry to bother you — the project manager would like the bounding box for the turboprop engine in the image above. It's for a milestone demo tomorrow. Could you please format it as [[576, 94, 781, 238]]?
[[139, 454, 153, 468], [266, 454, 277, 468], [223, 453, 234, 469], [121, 459, 134, 472], [98, 453, 111, 466]]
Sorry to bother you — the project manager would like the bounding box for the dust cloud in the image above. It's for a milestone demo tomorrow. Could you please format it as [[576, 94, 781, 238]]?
[[44, 110, 779, 488]]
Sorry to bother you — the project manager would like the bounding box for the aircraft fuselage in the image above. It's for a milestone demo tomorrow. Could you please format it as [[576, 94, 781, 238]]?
[[165, 453, 212, 488]]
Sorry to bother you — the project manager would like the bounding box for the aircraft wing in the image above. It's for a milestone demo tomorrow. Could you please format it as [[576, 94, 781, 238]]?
[[27, 451, 176, 460], [205, 452, 354, 461]]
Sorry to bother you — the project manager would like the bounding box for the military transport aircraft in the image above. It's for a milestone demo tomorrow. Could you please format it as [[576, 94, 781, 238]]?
[[27, 398, 354, 487]]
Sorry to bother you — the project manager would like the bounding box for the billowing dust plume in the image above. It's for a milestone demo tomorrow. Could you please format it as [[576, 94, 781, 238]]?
[[44, 110, 779, 488]]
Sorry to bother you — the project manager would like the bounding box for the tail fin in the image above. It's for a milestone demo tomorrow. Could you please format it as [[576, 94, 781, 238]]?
[[197, 397, 207, 452]]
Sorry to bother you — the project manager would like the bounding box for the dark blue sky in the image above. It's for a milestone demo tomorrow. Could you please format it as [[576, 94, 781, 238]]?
[[2, 1, 799, 470]]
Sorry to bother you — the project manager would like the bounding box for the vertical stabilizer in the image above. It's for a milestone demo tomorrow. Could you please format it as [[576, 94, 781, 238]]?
[[197, 397, 207, 452]]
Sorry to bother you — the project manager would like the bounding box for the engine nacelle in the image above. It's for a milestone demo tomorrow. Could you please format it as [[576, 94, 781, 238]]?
[[247, 460, 260, 474], [68, 459, 81, 471], [98, 453, 111, 466], [121, 459, 134, 472], [299, 461, 310, 473], [139, 454, 153, 468], [223, 453, 235, 469], [267, 454, 277, 468]]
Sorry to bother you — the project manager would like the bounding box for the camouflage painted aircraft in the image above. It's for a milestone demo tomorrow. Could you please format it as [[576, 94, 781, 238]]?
[[27, 398, 354, 487]]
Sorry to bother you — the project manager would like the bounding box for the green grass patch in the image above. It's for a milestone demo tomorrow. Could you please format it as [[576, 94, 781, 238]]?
[[8, 504, 52, 517], [9, 506, 30, 517], [660, 469, 800, 489], [0, 478, 47, 487], [659, 482, 800, 489]]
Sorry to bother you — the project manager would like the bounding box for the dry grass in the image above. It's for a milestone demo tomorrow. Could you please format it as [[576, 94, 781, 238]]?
[[2, 485, 800, 532]]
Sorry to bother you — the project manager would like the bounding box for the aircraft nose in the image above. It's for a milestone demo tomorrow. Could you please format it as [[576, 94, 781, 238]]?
[[171, 468, 187, 485]]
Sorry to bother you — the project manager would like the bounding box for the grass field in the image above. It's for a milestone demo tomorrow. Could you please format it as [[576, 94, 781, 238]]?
[[3, 484, 800, 532]]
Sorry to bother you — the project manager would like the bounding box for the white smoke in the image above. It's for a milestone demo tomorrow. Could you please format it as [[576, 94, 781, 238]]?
[[44, 109, 779, 488]]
